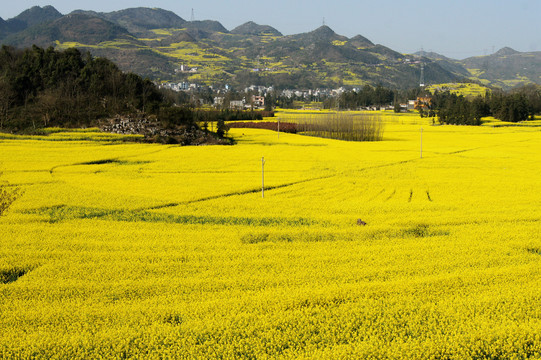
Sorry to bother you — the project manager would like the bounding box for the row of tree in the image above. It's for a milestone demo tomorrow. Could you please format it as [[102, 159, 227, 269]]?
[[325, 84, 540, 125], [332, 85, 395, 109], [430, 86, 541, 125]]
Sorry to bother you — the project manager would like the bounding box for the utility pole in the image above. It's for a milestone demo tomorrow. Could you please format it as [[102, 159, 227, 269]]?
[[261, 157, 266, 198], [277, 119, 280, 139]]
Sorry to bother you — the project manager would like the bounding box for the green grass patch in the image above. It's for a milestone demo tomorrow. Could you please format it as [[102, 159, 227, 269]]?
[[76, 159, 151, 166], [526, 247, 541, 255], [26, 205, 318, 227], [0, 267, 30, 284]]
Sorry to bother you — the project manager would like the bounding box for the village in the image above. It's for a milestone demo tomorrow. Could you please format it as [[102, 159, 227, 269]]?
[[159, 81, 430, 112]]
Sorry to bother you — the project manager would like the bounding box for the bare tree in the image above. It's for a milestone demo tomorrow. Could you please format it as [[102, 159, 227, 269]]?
[[37, 89, 58, 127]]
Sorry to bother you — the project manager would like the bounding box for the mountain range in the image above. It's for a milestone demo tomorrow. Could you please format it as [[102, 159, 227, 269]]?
[[1, 6, 540, 90]]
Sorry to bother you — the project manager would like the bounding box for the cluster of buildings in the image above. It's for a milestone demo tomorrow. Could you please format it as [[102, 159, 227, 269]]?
[[214, 95, 266, 110], [393, 97, 432, 112], [158, 81, 431, 112], [174, 65, 198, 73], [160, 82, 198, 92], [281, 87, 345, 99]]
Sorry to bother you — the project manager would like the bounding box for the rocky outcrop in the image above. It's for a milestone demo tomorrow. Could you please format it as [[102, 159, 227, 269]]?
[[100, 115, 229, 145]]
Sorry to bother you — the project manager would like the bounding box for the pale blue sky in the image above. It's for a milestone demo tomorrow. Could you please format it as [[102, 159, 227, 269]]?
[[2, 0, 540, 59]]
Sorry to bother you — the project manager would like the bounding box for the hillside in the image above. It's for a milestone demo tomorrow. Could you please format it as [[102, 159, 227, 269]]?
[[2, 14, 135, 48], [460, 48, 541, 89], [0, 17, 6, 38], [70, 8, 187, 36], [418, 48, 541, 89], [1, 6, 540, 89]]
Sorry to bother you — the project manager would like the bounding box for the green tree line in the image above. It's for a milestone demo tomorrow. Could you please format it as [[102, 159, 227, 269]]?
[[431, 87, 541, 125], [333, 85, 395, 109], [328, 84, 540, 125]]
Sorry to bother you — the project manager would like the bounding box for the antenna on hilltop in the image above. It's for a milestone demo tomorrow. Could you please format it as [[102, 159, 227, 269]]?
[[322, 17, 326, 26], [191, 8, 195, 22], [419, 47, 425, 87], [420, 62, 425, 87]]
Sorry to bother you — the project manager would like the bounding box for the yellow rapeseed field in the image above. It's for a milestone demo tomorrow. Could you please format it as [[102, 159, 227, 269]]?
[[1, 112, 540, 359]]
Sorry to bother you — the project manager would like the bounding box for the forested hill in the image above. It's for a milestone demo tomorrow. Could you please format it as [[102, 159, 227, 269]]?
[[0, 45, 162, 130], [1, 6, 540, 89]]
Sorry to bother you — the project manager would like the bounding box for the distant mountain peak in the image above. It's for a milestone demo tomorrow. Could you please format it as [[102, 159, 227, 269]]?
[[414, 50, 452, 61], [101, 7, 186, 34], [13, 5, 63, 28], [311, 25, 336, 36], [186, 20, 229, 34], [231, 21, 282, 36], [494, 47, 519, 56], [350, 34, 374, 48], [42, 5, 59, 12], [291, 25, 346, 43]]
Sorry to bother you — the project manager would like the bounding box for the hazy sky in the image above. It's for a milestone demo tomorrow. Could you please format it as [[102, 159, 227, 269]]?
[[2, 0, 540, 59]]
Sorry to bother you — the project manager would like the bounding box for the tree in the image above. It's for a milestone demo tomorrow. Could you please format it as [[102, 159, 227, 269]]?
[[0, 79, 15, 129], [264, 94, 274, 111], [36, 88, 59, 127], [216, 118, 229, 138], [493, 93, 529, 122], [471, 96, 490, 125], [512, 84, 540, 119], [432, 92, 481, 125]]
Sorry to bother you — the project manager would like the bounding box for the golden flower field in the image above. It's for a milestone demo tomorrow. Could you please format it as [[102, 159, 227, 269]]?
[[1, 112, 540, 359]]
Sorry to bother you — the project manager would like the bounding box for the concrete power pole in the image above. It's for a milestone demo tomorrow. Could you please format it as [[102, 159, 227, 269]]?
[[261, 157, 266, 198]]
